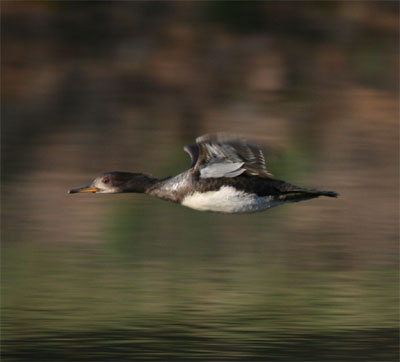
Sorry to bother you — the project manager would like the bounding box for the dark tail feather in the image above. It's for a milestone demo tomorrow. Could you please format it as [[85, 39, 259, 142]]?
[[314, 190, 339, 198], [274, 180, 339, 202], [279, 189, 339, 202]]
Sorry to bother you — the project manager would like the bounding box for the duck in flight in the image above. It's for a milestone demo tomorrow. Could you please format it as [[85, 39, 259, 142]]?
[[69, 133, 338, 213]]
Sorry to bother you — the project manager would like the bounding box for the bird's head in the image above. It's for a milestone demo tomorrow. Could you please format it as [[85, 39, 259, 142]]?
[[68, 172, 155, 194]]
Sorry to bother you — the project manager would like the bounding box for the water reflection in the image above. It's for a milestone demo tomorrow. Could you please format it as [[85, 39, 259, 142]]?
[[3, 229, 398, 360]]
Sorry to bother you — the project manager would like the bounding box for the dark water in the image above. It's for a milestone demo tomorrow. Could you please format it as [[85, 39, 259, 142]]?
[[2, 195, 398, 361], [2, 2, 399, 361], [2, 241, 398, 361]]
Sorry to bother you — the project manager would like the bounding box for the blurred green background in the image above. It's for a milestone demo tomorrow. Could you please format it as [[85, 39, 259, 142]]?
[[2, 2, 398, 361]]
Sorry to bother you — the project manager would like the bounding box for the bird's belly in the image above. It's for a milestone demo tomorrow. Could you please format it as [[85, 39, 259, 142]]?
[[181, 186, 282, 213]]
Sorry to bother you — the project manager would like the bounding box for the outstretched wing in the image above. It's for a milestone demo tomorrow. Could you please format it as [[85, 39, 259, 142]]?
[[184, 133, 272, 179]]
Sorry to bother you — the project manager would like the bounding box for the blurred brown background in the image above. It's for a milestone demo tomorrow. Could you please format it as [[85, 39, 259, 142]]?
[[2, 2, 399, 361]]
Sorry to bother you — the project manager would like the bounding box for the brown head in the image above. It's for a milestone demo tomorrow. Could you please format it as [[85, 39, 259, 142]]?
[[68, 172, 157, 194]]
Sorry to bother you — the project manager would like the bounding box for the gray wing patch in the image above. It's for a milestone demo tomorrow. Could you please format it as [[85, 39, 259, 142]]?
[[199, 160, 245, 178]]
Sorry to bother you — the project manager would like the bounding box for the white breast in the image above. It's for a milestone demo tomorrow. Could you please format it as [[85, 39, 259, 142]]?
[[181, 186, 282, 213]]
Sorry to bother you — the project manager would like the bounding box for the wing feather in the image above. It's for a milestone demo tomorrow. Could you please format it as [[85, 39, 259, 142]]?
[[185, 133, 272, 179], [183, 144, 199, 168]]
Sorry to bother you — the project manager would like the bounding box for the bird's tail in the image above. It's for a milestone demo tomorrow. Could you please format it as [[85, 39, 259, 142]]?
[[309, 189, 339, 198], [278, 187, 339, 203]]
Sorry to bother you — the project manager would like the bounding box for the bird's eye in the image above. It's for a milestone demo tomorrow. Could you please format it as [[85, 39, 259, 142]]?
[[103, 177, 110, 184]]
